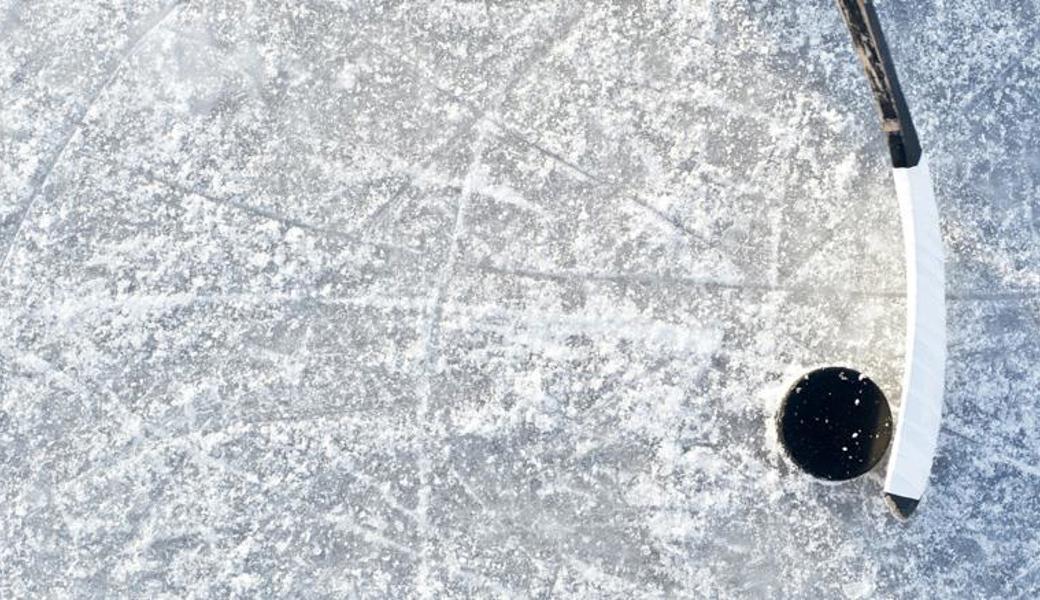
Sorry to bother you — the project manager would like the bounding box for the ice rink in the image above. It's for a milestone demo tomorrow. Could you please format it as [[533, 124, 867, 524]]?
[[2, 1, 1039, 596]]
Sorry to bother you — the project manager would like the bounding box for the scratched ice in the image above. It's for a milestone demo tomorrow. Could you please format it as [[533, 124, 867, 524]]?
[[2, 1, 1039, 597]]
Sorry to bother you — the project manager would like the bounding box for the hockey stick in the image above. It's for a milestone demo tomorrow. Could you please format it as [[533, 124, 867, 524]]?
[[836, 0, 946, 520]]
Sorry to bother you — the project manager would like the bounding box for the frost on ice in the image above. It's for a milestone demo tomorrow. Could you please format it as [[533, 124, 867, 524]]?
[[1, 1, 1039, 597]]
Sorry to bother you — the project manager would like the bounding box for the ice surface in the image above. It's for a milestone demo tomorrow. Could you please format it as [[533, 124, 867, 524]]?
[[1, 0, 1039, 597]]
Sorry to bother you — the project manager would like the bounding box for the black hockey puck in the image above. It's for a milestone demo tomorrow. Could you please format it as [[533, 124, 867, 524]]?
[[777, 366, 893, 481]]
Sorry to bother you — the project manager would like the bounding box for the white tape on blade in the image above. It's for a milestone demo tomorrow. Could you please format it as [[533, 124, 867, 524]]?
[[884, 156, 947, 501]]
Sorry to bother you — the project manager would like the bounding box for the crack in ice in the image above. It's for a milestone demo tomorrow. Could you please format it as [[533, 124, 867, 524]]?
[[0, 0, 186, 278]]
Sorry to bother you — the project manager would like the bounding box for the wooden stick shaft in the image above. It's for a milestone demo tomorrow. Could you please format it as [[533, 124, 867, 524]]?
[[836, 0, 922, 168]]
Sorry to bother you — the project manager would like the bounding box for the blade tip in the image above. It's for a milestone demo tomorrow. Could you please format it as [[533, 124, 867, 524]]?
[[884, 493, 920, 520]]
